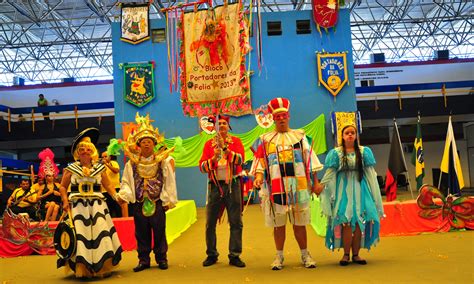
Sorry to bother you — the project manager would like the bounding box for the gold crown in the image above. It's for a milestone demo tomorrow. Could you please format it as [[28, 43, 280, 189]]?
[[127, 113, 164, 146], [341, 122, 356, 132]]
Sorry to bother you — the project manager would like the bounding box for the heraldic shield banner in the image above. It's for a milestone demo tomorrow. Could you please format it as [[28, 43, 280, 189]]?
[[317, 52, 348, 97], [179, 3, 251, 117], [123, 63, 155, 107], [121, 3, 150, 44], [312, 0, 340, 29]]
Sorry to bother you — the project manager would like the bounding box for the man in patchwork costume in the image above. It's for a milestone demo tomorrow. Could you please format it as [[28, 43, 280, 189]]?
[[251, 97, 324, 270], [118, 113, 177, 272]]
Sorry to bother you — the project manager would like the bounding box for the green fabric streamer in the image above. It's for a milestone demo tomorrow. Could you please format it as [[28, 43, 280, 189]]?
[[170, 136, 186, 160], [310, 197, 327, 237], [163, 114, 327, 168]]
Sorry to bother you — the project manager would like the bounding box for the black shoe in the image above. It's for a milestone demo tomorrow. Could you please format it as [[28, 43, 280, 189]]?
[[133, 263, 150, 272], [229, 257, 246, 268], [352, 254, 367, 265], [339, 253, 350, 266], [158, 260, 168, 270], [202, 256, 218, 267]]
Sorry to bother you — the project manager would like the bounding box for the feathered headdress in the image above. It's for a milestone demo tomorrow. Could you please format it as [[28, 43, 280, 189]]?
[[107, 138, 124, 156], [38, 148, 59, 179]]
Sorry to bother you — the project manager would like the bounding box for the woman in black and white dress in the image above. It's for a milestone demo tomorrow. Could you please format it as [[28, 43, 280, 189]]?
[[58, 128, 122, 278]]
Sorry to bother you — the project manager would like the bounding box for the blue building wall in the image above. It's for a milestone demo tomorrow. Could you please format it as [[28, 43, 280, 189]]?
[[112, 9, 356, 207]]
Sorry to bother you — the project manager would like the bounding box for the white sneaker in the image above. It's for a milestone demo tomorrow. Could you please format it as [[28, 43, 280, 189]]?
[[271, 254, 284, 270], [302, 253, 317, 268]]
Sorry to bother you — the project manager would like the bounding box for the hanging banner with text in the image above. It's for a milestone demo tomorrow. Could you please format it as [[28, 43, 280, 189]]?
[[120, 3, 150, 44], [317, 52, 348, 97], [179, 3, 251, 117], [123, 63, 155, 107]]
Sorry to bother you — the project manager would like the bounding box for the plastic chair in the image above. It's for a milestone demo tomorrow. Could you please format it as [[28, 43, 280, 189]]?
[[397, 174, 409, 190]]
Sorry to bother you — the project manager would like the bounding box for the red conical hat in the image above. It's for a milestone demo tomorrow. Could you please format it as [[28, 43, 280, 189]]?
[[267, 98, 290, 114]]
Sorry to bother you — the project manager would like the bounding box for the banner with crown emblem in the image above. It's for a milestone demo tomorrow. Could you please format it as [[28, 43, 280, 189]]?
[[178, 3, 251, 117], [123, 63, 155, 107], [317, 52, 348, 97], [120, 3, 150, 44]]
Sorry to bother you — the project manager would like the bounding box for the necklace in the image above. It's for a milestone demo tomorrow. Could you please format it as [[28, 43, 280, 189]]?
[[136, 158, 159, 179]]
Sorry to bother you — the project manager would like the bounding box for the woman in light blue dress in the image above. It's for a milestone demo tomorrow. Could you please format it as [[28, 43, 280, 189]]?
[[320, 124, 384, 266]]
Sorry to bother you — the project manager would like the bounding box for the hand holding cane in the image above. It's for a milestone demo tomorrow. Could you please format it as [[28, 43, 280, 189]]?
[[9, 190, 37, 207]]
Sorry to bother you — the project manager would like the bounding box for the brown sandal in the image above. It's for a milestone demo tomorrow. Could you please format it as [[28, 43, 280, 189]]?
[[339, 253, 350, 266]]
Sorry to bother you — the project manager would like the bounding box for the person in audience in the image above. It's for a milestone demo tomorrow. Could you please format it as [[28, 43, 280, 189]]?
[[34, 148, 61, 221], [118, 113, 177, 272], [101, 152, 125, 217], [319, 123, 384, 266], [37, 94, 50, 120], [52, 99, 60, 114], [199, 115, 246, 268], [7, 179, 38, 220], [18, 114, 26, 122], [251, 97, 324, 270], [58, 128, 122, 278]]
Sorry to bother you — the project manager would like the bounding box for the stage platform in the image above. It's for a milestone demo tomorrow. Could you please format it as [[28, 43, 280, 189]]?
[[0, 200, 197, 258], [310, 198, 462, 237], [3, 197, 469, 258]]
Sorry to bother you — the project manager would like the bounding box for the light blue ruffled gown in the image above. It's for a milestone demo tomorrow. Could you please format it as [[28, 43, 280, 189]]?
[[320, 146, 384, 250]]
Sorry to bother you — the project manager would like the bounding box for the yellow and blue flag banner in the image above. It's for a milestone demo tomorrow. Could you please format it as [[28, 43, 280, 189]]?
[[317, 52, 348, 97], [411, 118, 425, 190], [439, 117, 464, 196]]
